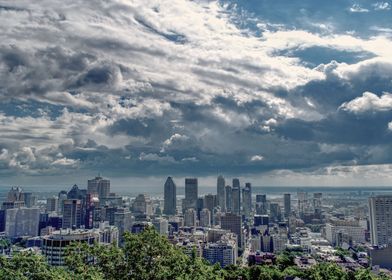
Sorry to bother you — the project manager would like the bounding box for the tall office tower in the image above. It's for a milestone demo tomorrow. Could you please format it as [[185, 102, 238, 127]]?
[[200, 208, 211, 227], [23, 192, 37, 208], [114, 207, 133, 244], [7, 187, 24, 201], [4, 207, 40, 237], [184, 208, 197, 227], [242, 183, 252, 217], [67, 184, 83, 199], [256, 194, 267, 215], [225, 185, 232, 212], [313, 193, 323, 216], [2, 187, 25, 210], [84, 194, 95, 229], [297, 191, 308, 217], [204, 194, 215, 220], [184, 178, 198, 210], [62, 199, 82, 229], [88, 176, 110, 199], [221, 213, 242, 248], [47, 196, 58, 213], [284, 194, 291, 218], [164, 177, 177, 215], [58, 191, 68, 214], [232, 178, 241, 215], [197, 198, 204, 220], [269, 203, 282, 222], [369, 195, 392, 246], [217, 175, 226, 212]]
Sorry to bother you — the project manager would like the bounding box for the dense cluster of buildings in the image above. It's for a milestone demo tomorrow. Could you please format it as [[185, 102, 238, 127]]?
[[1, 176, 392, 276]]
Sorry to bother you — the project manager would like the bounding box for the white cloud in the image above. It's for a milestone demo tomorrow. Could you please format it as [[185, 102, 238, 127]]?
[[373, 2, 391, 10], [340, 91, 392, 113], [138, 152, 176, 163], [250, 155, 264, 162], [349, 4, 369, 13], [52, 157, 79, 166]]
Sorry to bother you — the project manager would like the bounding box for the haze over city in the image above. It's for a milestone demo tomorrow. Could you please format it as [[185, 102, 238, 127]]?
[[1, 0, 392, 188]]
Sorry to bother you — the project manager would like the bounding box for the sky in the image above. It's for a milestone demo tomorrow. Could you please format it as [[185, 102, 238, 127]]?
[[1, 0, 392, 188]]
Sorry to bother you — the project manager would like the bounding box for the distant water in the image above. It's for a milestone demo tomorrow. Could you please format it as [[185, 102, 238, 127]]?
[[0, 185, 391, 200]]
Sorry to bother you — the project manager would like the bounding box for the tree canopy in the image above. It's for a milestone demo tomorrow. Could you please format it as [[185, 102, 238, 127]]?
[[0, 227, 390, 280]]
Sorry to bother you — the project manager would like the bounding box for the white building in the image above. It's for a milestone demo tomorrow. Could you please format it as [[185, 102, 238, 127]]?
[[184, 208, 197, 227], [369, 195, 392, 247], [325, 220, 365, 246], [152, 217, 169, 235], [203, 239, 237, 267], [5, 207, 40, 238], [98, 221, 119, 246], [200, 208, 211, 228]]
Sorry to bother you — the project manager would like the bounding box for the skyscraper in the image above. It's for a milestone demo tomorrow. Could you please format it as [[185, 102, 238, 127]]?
[[221, 212, 242, 248], [313, 193, 322, 217], [200, 208, 211, 227], [217, 175, 226, 211], [269, 203, 282, 222], [184, 208, 197, 227], [225, 185, 232, 212], [47, 196, 58, 213], [242, 183, 252, 217], [232, 178, 241, 215], [369, 195, 392, 247], [284, 193, 291, 218], [164, 177, 177, 215], [62, 199, 82, 229], [256, 194, 267, 215], [88, 176, 110, 199], [297, 191, 308, 218], [184, 178, 198, 210], [4, 207, 40, 237]]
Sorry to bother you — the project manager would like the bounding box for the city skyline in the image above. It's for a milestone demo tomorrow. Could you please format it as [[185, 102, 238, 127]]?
[[1, 1, 392, 187]]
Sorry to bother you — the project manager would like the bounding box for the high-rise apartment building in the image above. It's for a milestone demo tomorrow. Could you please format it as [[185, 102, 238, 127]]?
[[184, 178, 198, 210], [217, 175, 226, 211], [369, 195, 392, 247], [163, 177, 176, 215], [203, 240, 237, 268]]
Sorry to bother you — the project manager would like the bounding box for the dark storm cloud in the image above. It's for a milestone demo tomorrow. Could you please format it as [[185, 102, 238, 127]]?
[[1, 0, 392, 183]]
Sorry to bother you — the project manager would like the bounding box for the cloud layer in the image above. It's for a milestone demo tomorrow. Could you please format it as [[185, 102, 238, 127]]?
[[1, 0, 392, 185]]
